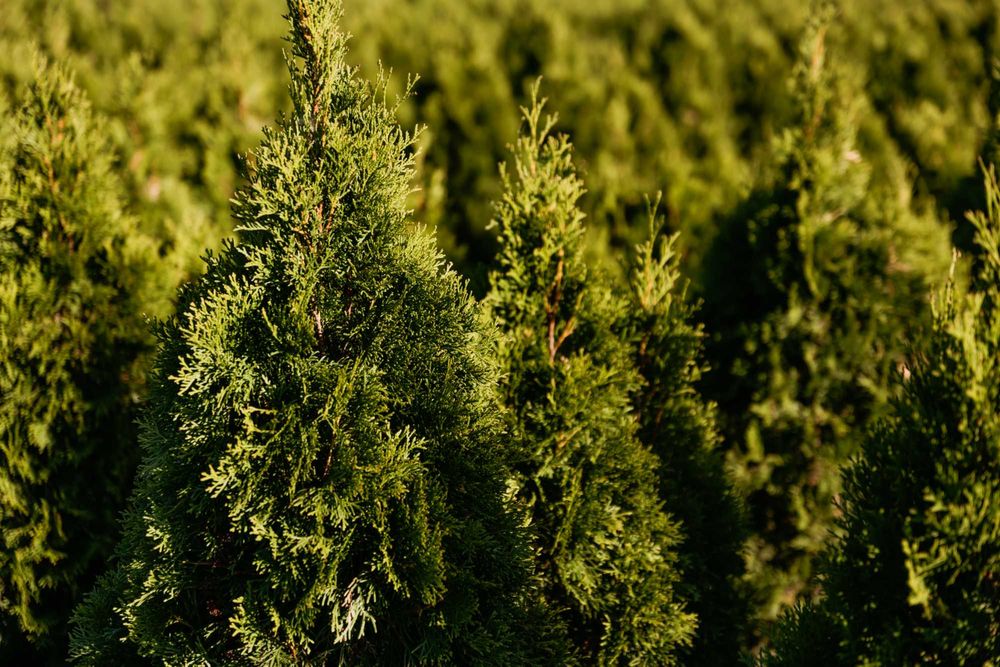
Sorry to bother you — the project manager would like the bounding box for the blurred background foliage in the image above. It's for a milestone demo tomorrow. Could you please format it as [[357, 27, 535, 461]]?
[[2, 0, 998, 645], [5, 0, 996, 286]]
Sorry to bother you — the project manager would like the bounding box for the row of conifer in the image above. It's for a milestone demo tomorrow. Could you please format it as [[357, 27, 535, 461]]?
[[5, 0, 1000, 634], [1, 0, 998, 664]]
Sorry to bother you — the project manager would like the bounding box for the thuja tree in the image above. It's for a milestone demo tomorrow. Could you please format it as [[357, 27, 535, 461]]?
[[0, 61, 166, 659], [70, 2, 565, 664], [618, 212, 749, 665], [700, 11, 952, 624], [759, 169, 1000, 666], [486, 90, 694, 664]]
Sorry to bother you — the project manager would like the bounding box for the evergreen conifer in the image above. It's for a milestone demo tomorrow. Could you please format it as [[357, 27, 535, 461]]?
[[700, 8, 953, 624], [70, 2, 562, 663], [759, 167, 1000, 665], [619, 212, 749, 664], [486, 88, 695, 664], [0, 60, 166, 659]]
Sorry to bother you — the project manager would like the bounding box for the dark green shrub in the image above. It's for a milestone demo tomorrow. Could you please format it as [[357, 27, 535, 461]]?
[[700, 10, 953, 625], [759, 167, 1000, 665]]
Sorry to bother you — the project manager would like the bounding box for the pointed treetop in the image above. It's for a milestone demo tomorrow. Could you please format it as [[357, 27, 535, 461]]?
[[631, 195, 686, 315], [493, 81, 587, 272], [68, 1, 558, 663]]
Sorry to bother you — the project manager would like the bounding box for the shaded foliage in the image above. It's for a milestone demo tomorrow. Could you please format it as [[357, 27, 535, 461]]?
[[700, 8, 953, 627], [759, 167, 1000, 664], [618, 211, 750, 664]]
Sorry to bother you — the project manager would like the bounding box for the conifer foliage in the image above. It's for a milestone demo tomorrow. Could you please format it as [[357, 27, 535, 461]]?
[[700, 8, 953, 622], [619, 215, 749, 664], [760, 168, 1000, 665], [486, 89, 695, 664], [70, 2, 558, 663], [0, 61, 162, 657]]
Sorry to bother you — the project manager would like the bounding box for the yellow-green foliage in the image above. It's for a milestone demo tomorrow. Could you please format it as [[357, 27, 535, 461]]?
[[345, 0, 998, 284], [0, 60, 169, 660], [0, 0, 289, 281], [345, 0, 797, 283], [2, 0, 995, 281]]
